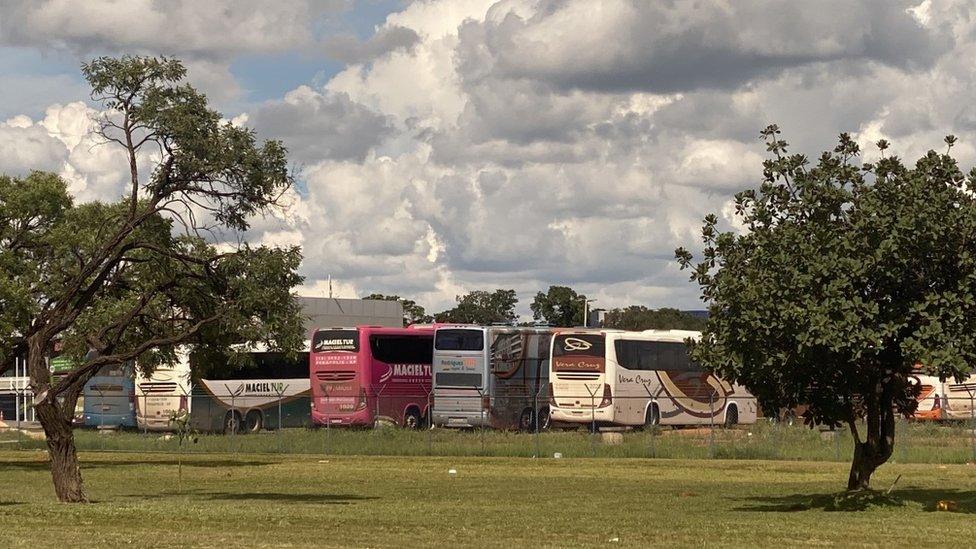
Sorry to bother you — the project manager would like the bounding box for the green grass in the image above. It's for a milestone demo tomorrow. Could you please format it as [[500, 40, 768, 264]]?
[[5, 420, 976, 463], [1, 451, 976, 547]]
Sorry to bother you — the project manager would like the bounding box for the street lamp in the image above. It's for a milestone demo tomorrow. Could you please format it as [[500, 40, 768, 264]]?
[[582, 298, 597, 327]]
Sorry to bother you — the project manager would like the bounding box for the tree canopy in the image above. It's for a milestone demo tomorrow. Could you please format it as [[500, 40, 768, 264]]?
[[676, 126, 976, 490], [601, 306, 706, 331], [362, 293, 434, 325], [435, 289, 517, 324], [0, 56, 305, 502], [529, 285, 586, 327]]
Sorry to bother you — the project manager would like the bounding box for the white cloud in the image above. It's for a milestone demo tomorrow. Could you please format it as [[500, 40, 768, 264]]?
[[0, 0, 337, 58], [0, 117, 67, 175], [4, 0, 976, 316]]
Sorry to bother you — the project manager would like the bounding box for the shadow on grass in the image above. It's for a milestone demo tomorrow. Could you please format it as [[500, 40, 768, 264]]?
[[0, 459, 276, 471], [736, 488, 976, 513], [174, 491, 376, 504]]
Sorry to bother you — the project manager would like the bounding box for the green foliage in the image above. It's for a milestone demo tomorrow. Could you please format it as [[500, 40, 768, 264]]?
[[362, 293, 434, 325], [529, 285, 586, 327], [677, 125, 976, 487], [0, 172, 73, 371], [602, 306, 706, 331], [435, 289, 518, 324], [0, 55, 304, 437]]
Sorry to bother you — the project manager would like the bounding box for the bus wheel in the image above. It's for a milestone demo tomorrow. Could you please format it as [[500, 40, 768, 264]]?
[[642, 404, 660, 430], [518, 408, 535, 432], [780, 409, 797, 426], [724, 405, 738, 428], [403, 408, 423, 430], [245, 410, 263, 433], [538, 407, 551, 431], [223, 411, 242, 434]]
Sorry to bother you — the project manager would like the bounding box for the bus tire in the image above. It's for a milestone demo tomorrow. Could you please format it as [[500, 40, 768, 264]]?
[[724, 405, 738, 428], [642, 403, 660, 430], [518, 408, 535, 432], [538, 407, 551, 431], [223, 410, 242, 434], [245, 410, 263, 433], [780, 409, 797, 426], [403, 408, 423, 430]]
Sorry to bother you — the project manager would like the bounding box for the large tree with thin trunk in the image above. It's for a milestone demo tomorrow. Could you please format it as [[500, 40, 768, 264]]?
[[435, 289, 518, 324], [676, 126, 976, 490], [0, 56, 305, 502], [530, 285, 586, 327]]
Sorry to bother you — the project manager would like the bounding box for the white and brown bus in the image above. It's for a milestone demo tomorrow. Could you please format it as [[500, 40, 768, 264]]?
[[548, 329, 757, 429]]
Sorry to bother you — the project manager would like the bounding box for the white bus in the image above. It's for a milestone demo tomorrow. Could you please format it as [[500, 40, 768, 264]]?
[[910, 370, 976, 421], [432, 325, 552, 431], [548, 329, 757, 429], [135, 351, 192, 431]]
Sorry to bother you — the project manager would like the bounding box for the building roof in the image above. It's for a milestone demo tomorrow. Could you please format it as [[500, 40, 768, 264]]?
[[296, 297, 403, 333]]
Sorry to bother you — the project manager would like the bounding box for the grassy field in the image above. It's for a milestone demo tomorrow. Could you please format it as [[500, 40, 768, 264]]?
[[4, 420, 976, 463], [1, 450, 976, 547]]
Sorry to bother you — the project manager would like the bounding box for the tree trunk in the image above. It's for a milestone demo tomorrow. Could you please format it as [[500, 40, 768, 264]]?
[[846, 387, 896, 491], [847, 441, 876, 490], [35, 398, 88, 502], [26, 337, 89, 503]]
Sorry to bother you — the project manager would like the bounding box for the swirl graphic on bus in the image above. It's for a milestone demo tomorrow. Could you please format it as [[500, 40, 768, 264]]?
[[562, 337, 593, 352], [656, 371, 735, 418]]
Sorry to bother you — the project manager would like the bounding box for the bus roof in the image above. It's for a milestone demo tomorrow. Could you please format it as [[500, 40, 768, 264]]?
[[311, 325, 436, 335], [432, 324, 554, 334], [552, 328, 702, 339]]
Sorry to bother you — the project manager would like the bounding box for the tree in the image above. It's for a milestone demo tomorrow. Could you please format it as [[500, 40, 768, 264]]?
[[530, 285, 586, 327], [435, 289, 517, 324], [602, 306, 706, 331], [362, 293, 433, 325], [676, 125, 976, 491], [0, 56, 305, 502]]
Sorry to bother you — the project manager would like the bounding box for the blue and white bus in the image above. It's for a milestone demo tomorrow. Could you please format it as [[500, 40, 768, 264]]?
[[82, 362, 136, 428]]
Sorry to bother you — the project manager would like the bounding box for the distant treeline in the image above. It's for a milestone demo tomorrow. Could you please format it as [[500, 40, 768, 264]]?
[[601, 306, 706, 331], [364, 287, 707, 330]]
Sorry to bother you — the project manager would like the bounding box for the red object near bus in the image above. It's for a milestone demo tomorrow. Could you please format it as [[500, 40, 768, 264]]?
[[310, 325, 434, 428]]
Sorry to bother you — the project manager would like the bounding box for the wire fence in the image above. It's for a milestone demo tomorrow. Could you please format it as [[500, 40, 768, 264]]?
[[3, 391, 976, 464]]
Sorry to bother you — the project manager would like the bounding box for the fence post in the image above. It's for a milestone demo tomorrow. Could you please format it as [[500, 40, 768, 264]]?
[[533, 389, 540, 459], [374, 385, 380, 429], [641, 383, 656, 459], [834, 426, 840, 462], [970, 393, 975, 464], [586, 385, 599, 457], [426, 387, 432, 456], [478, 388, 486, 456], [323, 385, 330, 455], [899, 415, 908, 463], [708, 392, 715, 459]]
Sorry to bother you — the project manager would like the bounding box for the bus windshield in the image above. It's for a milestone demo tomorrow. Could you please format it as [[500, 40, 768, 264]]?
[[552, 334, 606, 372], [312, 329, 359, 353], [435, 329, 484, 351]]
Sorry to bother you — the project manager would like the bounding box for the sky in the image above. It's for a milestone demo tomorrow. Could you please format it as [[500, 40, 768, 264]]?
[[1, 0, 974, 317]]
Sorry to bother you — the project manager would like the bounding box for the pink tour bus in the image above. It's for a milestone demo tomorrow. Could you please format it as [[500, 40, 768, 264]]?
[[310, 325, 435, 428]]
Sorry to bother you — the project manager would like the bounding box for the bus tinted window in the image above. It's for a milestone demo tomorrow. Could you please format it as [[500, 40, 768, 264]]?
[[552, 334, 605, 357], [435, 329, 484, 351], [312, 329, 359, 353], [370, 335, 434, 364], [192, 352, 309, 380], [436, 372, 482, 387], [614, 340, 701, 372]]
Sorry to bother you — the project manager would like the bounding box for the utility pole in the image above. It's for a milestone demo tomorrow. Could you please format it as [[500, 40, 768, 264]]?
[[582, 298, 597, 327]]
